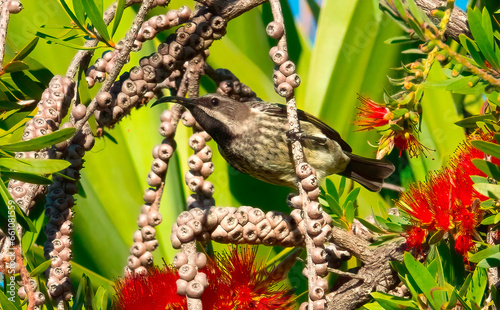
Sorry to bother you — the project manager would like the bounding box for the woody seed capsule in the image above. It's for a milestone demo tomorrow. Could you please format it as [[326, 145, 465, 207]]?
[[178, 264, 197, 281], [266, 21, 284, 39]]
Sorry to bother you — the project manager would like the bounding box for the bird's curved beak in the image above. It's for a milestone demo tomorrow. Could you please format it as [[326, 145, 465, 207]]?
[[151, 96, 195, 108]]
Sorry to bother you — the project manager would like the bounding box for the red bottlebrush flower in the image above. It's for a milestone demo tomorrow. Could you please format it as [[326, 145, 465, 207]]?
[[406, 226, 426, 249], [392, 130, 431, 158], [355, 96, 393, 131], [115, 266, 186, 310], [115, 246, 296, 310], [399, 131, 495, 257]]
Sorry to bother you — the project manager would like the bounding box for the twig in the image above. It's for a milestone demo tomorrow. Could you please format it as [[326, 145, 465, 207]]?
[[0, 0, 11, 73], [14, 245, 35, 310]]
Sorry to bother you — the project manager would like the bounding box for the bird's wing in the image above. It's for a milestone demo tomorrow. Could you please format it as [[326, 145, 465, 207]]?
[[251, 101, 352, 152]]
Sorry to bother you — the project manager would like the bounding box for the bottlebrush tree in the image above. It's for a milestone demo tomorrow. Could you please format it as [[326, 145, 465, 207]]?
[[1, 0, 500, 309]]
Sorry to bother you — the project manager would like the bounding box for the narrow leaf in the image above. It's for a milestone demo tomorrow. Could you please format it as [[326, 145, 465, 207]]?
[[477, 253, 500, 268], [12, 37, 39, 62], [471, 140, 500, 158], [35, 31, 102, 50], [0, 158, 70, 174], [356, 217, 386, 234], [469, 245, 499, 263], [111, 0, 126, 37], [30, 260, 52, 277], [0, 171, 53, 184], [0, 290, 17, 310], [57, 0, 89, 34], [3, 61, 29, 73], [472, 159, 500, 180], [1, 128, 76, 152], [81, 0, 112, 44]]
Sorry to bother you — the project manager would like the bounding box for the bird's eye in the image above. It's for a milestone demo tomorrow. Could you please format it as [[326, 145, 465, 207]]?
[[210, 98, 219, 106]]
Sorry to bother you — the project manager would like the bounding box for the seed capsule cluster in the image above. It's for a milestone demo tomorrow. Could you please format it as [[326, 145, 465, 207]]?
[[86, 6, 190, 88], [173, 250, 208, 299], [17, 278, 45, 307], [43, 123, 94, 304], [291, 163, 332, 310], [183, 114, 215, 210], [125, 109, 177, 275], [94, 10, 227, 130], [8, 76, 74, 211], [169, 206, 332, 248], [213, 68, 257, 102], [267, 22, 300, 98]]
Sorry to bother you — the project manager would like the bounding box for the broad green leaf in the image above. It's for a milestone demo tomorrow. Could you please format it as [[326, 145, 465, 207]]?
[[81, 0, 112, 45], [111, 0, 126, 37], [471, 140, 500, 159], [404, 252, 445, 309], [473, 182, 500, 198], [371, 291, 418, 309], [3, 61, 29, 73], [472, 159, 500, 180], [12, 37, 39, 62], [477, 253, 500, 268], [0, 171, 52, 184], [0, 158, 70, 174], [466, 267, 487, 306], [455, 114, 496, 128], [481, 215, 495, 225], [0, 128, 76, 152], [29, 259, 52, 277], [338, 177, 346, 197]]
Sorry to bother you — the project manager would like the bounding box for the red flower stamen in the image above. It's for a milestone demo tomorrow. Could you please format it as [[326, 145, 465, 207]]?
[[355, 96, 393, 131]]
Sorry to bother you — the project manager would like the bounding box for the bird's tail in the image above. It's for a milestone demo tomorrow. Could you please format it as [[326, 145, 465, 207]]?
[[340, 153, 395, 192]]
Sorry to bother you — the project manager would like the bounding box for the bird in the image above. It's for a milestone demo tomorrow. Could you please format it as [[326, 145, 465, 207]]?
[[156, 94, 395, 192]]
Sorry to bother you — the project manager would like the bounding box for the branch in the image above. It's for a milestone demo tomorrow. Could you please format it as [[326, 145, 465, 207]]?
[[414, 0, 470, 41]]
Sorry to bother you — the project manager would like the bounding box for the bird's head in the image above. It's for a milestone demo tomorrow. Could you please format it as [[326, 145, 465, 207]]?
[[156, 94, 251, 142]]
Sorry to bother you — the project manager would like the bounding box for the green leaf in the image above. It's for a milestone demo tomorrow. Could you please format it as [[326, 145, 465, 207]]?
[[35, 31, 102, 50], [325, 194, 342, 217], [455, 114, 496, 128], [404, 252, 445, 309], [30, 259, 52, 277], [345, 201, 354, 224], [4, 60, 29, 74], [468, 7, 499, 69], [371, 291, 418, 309], [469, 245, 500, 263], [0, 158, 70, 174], [477, 253, 500, 268], [338, 177, 346, 197], [481, 215, 495, 225], [356, 216, 386, 234], [72, 0, 86, 25], [57, 0, 89, 34], [93, 287, 109, 310], [471, 140, 500, 159], [459, 34, 487, 69], [473, 183, 500, 198], [466, 267, 487, 306], [325, 178, 339, 201], [0, 128, 76, 152], [0, 289, 17, 310], [111, 0, 126, 37], [342, 187, 360, 209], [0, 171, 52, 184], [12, 37, 39, 62], [491, 285, 500, 309], [472, 159, 500, 180], [384, 36, 417, 44], [81, 0, 112, 45], [428, 230, 445, 244]]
